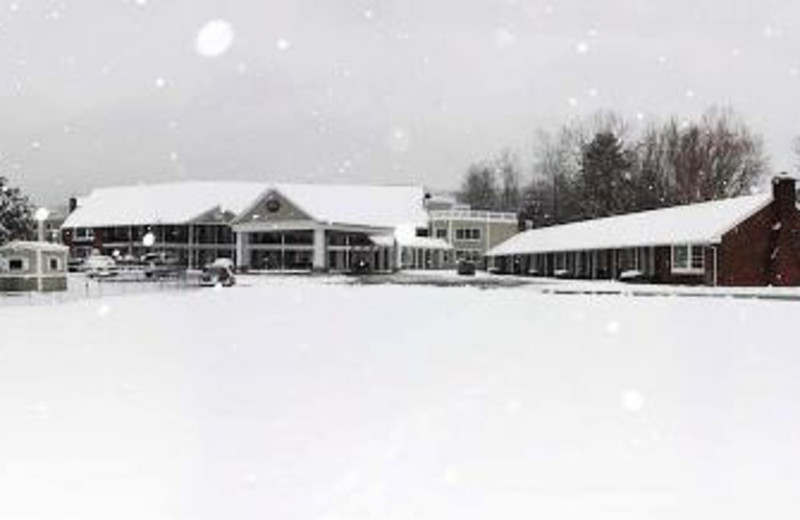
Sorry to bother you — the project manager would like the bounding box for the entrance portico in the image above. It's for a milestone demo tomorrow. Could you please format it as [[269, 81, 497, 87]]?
[[233, 220, 396, 272], [230, 186, 400, 272]]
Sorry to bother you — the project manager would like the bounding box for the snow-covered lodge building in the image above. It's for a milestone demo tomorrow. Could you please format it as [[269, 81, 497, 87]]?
[[61, 182, 520, 272], [487, 176, 800, 286]]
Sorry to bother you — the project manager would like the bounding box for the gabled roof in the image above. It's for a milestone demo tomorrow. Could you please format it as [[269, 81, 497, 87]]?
[[62, 181, 270, 228], [487, 193, 771, 257], [235, 183, 430, 229]]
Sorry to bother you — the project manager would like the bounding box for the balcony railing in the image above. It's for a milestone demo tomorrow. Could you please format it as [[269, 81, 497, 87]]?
[[428, 209, 519, 223]]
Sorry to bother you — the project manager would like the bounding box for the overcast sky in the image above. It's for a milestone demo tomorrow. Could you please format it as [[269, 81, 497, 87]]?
[[2, 0, 800, 207]]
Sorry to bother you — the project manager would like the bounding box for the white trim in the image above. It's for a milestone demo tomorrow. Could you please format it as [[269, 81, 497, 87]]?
[[0, 273, 66, 279], [671, 244, 705, 274]]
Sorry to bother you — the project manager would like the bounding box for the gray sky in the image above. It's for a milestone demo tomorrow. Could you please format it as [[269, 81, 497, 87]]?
[[2, 0, 800, 207]]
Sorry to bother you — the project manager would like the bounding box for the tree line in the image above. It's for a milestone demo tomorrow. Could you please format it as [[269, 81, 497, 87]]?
[[457, 107, 771, 229]]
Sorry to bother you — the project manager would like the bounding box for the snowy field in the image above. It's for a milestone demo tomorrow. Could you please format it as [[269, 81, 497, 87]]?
[[2, 275, 800, 519]]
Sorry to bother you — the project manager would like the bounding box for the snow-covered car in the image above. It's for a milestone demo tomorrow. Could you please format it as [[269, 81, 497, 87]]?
[[200, 259, 236, 287], [141, 252, 184, 279], [83, 255, 118, 278]]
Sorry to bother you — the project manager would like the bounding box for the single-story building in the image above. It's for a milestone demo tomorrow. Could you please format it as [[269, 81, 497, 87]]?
[[487, 176, 800, 286], [0, 241, 69, 292]]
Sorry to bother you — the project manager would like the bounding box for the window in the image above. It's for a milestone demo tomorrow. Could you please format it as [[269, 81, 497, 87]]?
[[435, 228, 448, 239], [691, 246, 704, 270], [75, 228, 94, 240], [49, 258, 61, 271], [672, 244, 704, 273], [455, 228, 481, 241], [9, 259, 24, 271]]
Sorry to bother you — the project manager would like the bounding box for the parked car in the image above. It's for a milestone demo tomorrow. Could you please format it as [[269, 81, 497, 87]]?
[[84, 255, 118, 278], [200, 258, 236, 287], [67, 257, 85, 273], [456, 260, 476, 276]]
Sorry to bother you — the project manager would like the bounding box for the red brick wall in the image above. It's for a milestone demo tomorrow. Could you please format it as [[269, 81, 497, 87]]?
[[718, 200, 800, 286]]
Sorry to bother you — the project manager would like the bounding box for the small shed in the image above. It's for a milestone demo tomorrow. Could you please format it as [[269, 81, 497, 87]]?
[[0, 241, 69, 292]]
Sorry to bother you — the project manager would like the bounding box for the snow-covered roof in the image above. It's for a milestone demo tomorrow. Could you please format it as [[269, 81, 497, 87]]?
[[64, 181, 430, 231], [267, 183, 429, 229], [62, 181, 270, 228], [487, 193, 771, 257], [1, 240, 69, 253], [394, 224, 453, 250]]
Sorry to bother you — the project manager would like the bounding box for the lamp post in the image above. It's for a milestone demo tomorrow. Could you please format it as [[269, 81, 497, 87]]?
[[34, 207, 50, 292], [34, 207, 50, 242]]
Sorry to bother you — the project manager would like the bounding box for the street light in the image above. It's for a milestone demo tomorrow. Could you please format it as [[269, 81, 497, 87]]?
[[34, 207, 50, 242], [34, 207, 50, 291]]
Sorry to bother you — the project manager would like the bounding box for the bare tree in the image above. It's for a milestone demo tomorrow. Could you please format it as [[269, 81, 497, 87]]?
[[642, 108, 767, 204], [496, 150, 523, 212]]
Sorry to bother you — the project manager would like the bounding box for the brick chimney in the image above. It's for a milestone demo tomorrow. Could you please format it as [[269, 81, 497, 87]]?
[[767, 174, 800, 285], [68, 197, 78, 213], [772, 175, 797, 212]]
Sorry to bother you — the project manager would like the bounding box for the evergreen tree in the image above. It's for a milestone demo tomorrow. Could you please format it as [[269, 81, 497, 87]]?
[[0, 177, 35, 245], [579, 131, 634, 218]]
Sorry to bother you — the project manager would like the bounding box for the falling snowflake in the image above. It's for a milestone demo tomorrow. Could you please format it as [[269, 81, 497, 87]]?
[[621, 389, 645, 413], [154, 77, 166, 88], [575, 42, 589, 54], [276, 38, 291, 51], [441, 467, 460, 485], [195, 20, 236, 58], [387, 127, 411, 152], [605, 320, 620, 334]]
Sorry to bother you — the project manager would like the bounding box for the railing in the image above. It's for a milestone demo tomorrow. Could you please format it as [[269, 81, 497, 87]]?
[[428, 209, 519, 223]]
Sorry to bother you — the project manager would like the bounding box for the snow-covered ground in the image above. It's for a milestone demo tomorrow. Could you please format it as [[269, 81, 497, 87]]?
[[2, 275, 800, 519]]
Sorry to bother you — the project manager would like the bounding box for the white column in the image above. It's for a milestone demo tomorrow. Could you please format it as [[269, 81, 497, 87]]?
[[37, 248, 43, 292], [188, 224, 194, 269], [313, 227, 326, 271], [395, 244, 402, 271], [235, 232, 247, 270]]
